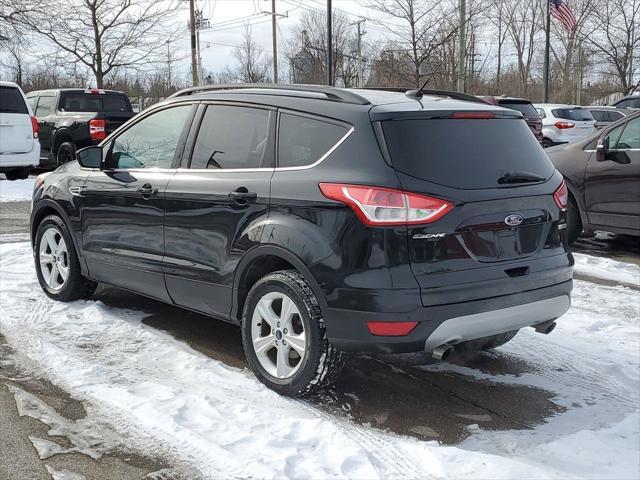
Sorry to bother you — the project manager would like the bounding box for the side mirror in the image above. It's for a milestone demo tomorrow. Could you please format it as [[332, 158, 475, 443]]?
[[76, 145, 102, 168], [595, 135, 609, 162]]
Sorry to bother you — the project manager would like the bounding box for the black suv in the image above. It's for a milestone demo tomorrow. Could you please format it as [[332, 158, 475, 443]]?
[[25, 88, 135, 168], [30, 85, 573, 396]]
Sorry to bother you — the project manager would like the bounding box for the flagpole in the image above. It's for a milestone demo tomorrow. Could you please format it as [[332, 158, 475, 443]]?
[[543, 0, 551, 102]]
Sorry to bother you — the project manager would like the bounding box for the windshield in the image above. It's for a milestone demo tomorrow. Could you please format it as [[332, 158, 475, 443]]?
[[382, 118, 554, 190], [59, 92, 132, 113], [499, 101, 539, 117], [552, 108, 594, 122]]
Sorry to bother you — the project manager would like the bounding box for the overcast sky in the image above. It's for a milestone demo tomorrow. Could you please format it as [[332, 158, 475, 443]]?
[[174, 0, 393, 78]]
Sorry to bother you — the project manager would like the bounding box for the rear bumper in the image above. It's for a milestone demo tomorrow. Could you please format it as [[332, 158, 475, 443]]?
[[0, 148, 40, 169], [323, 279, 572, 353]]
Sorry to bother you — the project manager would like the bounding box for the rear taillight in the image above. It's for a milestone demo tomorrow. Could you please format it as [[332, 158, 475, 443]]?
[[366, 321, 419, 336], [451, 111, 495, 119], [553, 180, 568, 210], [31, 116, 39, 138], [89, 118, 106, 141], [319, 183, 454, 226], [554, 121, 575, 129]]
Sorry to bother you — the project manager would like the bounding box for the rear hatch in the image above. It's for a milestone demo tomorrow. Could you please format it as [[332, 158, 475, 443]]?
[[58, 90, 135, 134], [379, 112, 572, 306], [552, 107, 596, 139], [0, 85, 34, 154]]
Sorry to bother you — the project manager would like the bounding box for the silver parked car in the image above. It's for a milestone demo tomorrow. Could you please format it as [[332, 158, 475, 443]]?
[[535, 104, 597, 148], [585, 106, 630, 129]]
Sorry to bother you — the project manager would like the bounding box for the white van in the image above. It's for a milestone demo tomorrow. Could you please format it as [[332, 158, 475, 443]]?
[[0, 81, 40, 180]]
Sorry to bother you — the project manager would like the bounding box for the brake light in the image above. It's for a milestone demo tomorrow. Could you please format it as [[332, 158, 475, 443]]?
[[553, 180, 568, 210], [554, 121, 575, 129], [31, 116, 39, 138], [367, 321, 419, 336], [451, 112, 495, 119], [85, 88, 105, 95], [89, 118, 106, 141], [319, 183, 454, 226]]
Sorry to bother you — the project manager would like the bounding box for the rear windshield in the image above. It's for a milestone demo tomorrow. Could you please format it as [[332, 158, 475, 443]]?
[[0, 86, 28, 114], [552, 108, 593, 121], [382, 118, 554, 190], [59, 92, 132, 113], [498, 101, 539, 117]]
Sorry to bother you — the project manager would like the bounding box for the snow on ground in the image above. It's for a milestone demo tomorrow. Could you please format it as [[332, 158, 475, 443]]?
[[0, 177, 35, 202], [1, 240, 639, 479], [573, 252, 640, 287]]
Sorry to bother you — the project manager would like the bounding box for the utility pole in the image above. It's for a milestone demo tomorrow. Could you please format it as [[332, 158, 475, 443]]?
[[189, 0, 198, 86], [351, 19, 366, 87], [327, 0, 333, 86], [166, 40, 172, 89], [195, 10, 210, 85], [543, 0, 551, 102], [272, 0, 278, 83], [457, 0, 466, 92]]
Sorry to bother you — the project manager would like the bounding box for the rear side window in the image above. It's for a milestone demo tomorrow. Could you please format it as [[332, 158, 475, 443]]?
[[59, 93, 131, 112], [26, 95, 38, 111], [552, 108, 594, 121], [615, 98, 640, 109], [382, 118, 554, 190], [191, 105, 273, 169], [590, 110, 608, 122], [498, 101, 538, 117], [537, 108, 547, 119], [35, 96, 54, 117], [0, 86, 28, 114], [278, 113, 348, 168]]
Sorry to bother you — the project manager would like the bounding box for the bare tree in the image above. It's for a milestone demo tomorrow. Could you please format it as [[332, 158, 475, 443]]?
[[232, 23, 272, 83], [11, 0, 180, 88], [504, 0, 543, 96], [587, 0, 640, 94]]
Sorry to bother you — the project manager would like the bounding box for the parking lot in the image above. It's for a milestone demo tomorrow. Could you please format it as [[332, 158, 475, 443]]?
[[1, 177, 638, 479]]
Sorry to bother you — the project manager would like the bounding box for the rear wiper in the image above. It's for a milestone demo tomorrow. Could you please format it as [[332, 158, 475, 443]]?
[[497, 171, 546, 184]]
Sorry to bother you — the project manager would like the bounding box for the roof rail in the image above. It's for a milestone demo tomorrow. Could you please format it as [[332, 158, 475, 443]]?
[[362, 87, 488, 105], [169, 83, 371, 105]]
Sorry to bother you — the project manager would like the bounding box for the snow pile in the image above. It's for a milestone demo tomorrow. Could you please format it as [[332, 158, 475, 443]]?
[[1, 241, 639, 479], [573, 252, 640, 287], [0, 177, 35, 202]]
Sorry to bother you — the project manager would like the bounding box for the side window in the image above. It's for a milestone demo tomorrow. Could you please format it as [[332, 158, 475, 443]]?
[[612, 117, 640, 150], [26, 95, 38, 112], [190, 105, 273, 170], [590, 110, 606, 122], [537, 108, 546, 119], [604, 123, 625, 149], [35, 96, 55, 117], [278, 113, 349, 168], [110, 105, 191, 169], [609, 111, 624, 122]]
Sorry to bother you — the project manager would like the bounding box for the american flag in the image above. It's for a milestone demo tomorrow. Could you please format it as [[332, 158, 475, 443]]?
[[550, 0, 577, 31]]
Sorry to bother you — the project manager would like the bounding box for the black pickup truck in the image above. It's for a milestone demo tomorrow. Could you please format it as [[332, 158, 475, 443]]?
[[25, 88, 135, 168]]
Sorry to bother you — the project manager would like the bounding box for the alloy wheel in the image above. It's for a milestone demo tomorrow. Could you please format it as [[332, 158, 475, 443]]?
[[251, 291, 307, 379], [39, 227, 69, 291]]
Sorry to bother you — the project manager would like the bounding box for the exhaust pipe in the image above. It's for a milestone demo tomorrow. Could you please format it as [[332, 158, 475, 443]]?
[[432, 345, 454, 361], [534, 320, 557, 335]]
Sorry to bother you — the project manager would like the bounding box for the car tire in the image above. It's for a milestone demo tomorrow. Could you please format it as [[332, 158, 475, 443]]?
[[56, 142, 76, 167], [241, 270, 344, 397], [4, 170, 20, 181], [566, 195, 582, 244], [542, 138, 553, 149], [34, 215, 97, 302], [480, 330, 519, 350]]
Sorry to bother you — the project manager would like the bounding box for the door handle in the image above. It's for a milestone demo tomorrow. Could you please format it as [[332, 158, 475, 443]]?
[[137, 183, 157, 199], [230, 187, 257, 203]]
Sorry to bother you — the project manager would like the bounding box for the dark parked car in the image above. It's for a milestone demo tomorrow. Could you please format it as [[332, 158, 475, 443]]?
[[25, 88, 135, 169], [30, 85, 573, 396], [546, 111, 640, 242], [611, 94, 640, 110], [480, 96, 543, 143]]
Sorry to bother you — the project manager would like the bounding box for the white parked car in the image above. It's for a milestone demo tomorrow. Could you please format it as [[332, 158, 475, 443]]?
[[535, 103, 597, 148], [0, 81, 40, 180]]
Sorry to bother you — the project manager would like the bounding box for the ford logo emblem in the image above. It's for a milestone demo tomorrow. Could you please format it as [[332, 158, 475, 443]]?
[[505, 214, 524, 226]]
